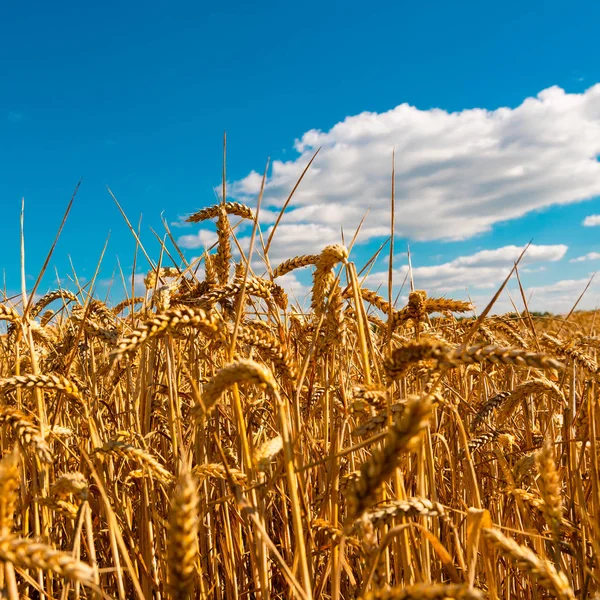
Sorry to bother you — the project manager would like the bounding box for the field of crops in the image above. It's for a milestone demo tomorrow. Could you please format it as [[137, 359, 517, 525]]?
[[0, 199, 598, 599]]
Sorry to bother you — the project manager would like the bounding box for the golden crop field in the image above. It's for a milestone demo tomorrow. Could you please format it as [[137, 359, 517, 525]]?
[[0, 199, 598, 599]]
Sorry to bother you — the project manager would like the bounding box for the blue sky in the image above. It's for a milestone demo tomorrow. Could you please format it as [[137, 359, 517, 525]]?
[[1, 0, 600, 312]]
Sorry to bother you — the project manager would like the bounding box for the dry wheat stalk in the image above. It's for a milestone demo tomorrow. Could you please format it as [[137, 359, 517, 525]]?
[[443, 344, 564, 370], [203, 252, 217, 285], [143, 267, 180, 289], [488, 318, 527, 348], [112, 296, 145, 314], [86, 299, 118, 327], [478, 324, 500, 345], [425, 298, 473, 314], [71, 314, 119, 342], [203, 277, 280, 307], [36, 497, 80, 519], [351, 404, 406, 437], [40, 309, 55, 327], [542, 333, 598, 373], [342, 286, 393, 315], [575, 335, 600, 349], [464, 431, 501, 456], [312, 519, 361, 548], [391, 290, 428, 330], [353, 384, 390, 411]]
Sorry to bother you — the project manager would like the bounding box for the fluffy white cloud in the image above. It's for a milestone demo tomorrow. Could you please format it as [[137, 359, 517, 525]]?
[[569, 252, 600, 263], [367, 244, 567, 294], [583, 214, 600, 227], [513, 277, 600, 313], [229, 85, 600, 244], [276, 272, 311, 303], [250, 223, 345, 266], [361, 243, 600, 314], [448, 244, 567, 267], [178, 229, 218, 250]]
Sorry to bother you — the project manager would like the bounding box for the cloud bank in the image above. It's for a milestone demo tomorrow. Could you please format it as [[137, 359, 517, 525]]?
[[229, 85, 600, 243], [178, 86, 600, 313], [366, 244, 567, 294]]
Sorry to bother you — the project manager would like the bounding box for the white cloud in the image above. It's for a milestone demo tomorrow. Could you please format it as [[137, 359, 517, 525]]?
[[229, 85, 600, 246], [170, 216, 193, 228], [382, 251, 408, 264], [516, 277, 599, 313], [569, 251, 600, 263], [96, 272, 148, 297], [252, 223, 344, 266], [276, 272, 311, 304], [367, 244, 568, 294], [382, 273, 598, 315], [448, 244, 567, 267], [521, 266, 546, 273], [583, 214, 600, 227], [178, 229, 218, 250], [360, 243, 600, 314]]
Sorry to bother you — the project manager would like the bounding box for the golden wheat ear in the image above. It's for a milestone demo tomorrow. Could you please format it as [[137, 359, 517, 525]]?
[[167, 470, 200, 600], [348, 393, 433, 520]]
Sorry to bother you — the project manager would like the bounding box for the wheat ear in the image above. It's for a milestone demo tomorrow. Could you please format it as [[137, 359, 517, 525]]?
[[0, 535, 96, 586], [194, 358, 277, 419], [348, 394, 432, 519], [0, 407, 52, 464], [482, 527, 574, 600], [110, 306, 221, 361], [167, 471, 200, 599]]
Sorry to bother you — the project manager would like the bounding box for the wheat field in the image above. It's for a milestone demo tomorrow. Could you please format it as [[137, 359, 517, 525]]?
[[0, 197, 598, 599]]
